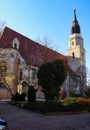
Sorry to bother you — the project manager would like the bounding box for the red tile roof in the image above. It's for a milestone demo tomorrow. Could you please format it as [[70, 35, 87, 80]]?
[[0, 27, 79, 77]]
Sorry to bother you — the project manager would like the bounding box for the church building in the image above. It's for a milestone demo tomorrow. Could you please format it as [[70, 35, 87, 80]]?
[[0, 10, 86, 99]]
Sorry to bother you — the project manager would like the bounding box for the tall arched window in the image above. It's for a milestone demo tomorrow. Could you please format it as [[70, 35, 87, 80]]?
[[72, 52, 75, 58]]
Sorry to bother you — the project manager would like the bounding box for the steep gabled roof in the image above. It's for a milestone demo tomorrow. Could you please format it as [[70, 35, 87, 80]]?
[[0, 27, 79, 77]]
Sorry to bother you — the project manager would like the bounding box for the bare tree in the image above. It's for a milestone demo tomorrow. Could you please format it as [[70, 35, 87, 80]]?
[[0, 61, 13, 95], [0, 19, 5, 32], [75, 65, 90, 97], [76, 65, 86, 86], [86, 68, 90, 86], [36, 35, 59, 51], [36, 35, 61, 64], [0, 48, 17, 97]]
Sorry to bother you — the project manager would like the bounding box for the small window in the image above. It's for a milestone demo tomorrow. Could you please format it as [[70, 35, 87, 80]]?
[[72, 52, 75, 58], [14, 43, 17, 49], [12, 38, 20, 49]]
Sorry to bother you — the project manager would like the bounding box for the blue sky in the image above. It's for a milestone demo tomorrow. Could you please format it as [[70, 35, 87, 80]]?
[[0, 0, 90, 69]]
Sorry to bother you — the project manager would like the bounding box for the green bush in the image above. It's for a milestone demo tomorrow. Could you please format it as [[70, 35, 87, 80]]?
[[10, 97, 90, 114], [66, 102, 84, 112], [76, 98, 90, 111], [64, 98, 90, 112], [84, 87, 90, 98], [11, 92, 26, 101], [19, 92, 26, 101], [37, 59, 67, 101], [11, 92, 20, 101], [63, 97, 77, 105], [24, 101, 66, 114], [28, 86, 37, 102]]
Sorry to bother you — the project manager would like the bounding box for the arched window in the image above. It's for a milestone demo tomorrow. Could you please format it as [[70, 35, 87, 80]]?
[[14, 43, 17, 49], [72, 52, 75, 58], [12, 38, 20, 49]]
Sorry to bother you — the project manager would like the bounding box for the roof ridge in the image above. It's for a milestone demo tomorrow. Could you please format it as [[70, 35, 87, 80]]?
[[5, 26, 36, 43], [4, 26, 66, 58]]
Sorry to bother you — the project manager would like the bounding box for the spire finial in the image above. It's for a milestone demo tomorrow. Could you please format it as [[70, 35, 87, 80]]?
[[74, 8, 77, 22], [74, 8, 76, 14]]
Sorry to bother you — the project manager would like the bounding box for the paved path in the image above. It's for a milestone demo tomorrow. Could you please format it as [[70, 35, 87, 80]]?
[[0, 102, 90, 130]]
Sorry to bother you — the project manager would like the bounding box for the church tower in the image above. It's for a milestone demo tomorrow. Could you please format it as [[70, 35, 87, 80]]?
[[67, 9, 86, 74]]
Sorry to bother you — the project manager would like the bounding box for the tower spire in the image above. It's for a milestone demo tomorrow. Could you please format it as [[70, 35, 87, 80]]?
[[71, 9, 81, 34], [74, 9, 77, 22]]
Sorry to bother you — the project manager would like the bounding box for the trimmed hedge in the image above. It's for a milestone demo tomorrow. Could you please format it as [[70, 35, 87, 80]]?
[[24, 101, 66, 114], [76, 98, 90, 112], [66, 102, 84, 112], [10, 97, 90, 114]]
